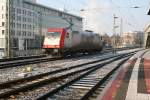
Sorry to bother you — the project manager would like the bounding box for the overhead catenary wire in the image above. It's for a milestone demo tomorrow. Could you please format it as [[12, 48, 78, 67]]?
[[110, 0, 141, 31], [111, 0, 150, 31]]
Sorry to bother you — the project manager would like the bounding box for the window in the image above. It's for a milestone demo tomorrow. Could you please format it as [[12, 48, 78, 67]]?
[[33, 6, 35, 10], [77, 18, 82, 21], [2, 30, 4, 35], [24, 32, 26, 36], [28, 32, 31, 36], [23, 17, 26, 22], [2, 22, 5, 26], [12, 30, 14, 35], [47, 32, 61, 38], [17, 16, 21, 21], [22, 31, 26, 36], [33, 12, 35, 17], [2, 6, 4, 10], [28, 11, 32, 16], [17, 23, 21, 28], [24, 24, 26, 29], [23, 10, 27, 15], [17, 31, 21, 36], [23, 10, 25, 14], [27, 4, 31, 9], [28, 18, 32, 22], [17, 9, 21, 14], [23, 3, 26, 8], [25, 10, 27, 15], [59, 13, 62, 17], [12, 14, 15, 20], [28, 25, 32, 29], [12, 8, 15, 12], [12, 38, 19, 50], [11, 30, 15, 36], [2, 14, 4, 19], [23, 24, 25, 29], [17, 0, 21, 5], [23, 24, 26, 29], [12, 23, 15, 28]]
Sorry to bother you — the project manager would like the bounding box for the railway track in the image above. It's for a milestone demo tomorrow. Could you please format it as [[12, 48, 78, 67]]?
[[0, 54, 118, 88], [0, 51, 136, 99], [0, 47, 139, 69], [0, 55, 46, 62], [0, 56, 62, 69], [37, 54, 135, 100], [0, 48, 141, 84]]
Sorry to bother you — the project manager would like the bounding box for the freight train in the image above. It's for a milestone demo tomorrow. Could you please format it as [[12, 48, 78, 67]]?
[[43, 28, 103, 56]]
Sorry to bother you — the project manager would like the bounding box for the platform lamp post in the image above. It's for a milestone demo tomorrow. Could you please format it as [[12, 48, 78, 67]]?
[[120, 17, 123, 47], [113, 14, 119, 54]]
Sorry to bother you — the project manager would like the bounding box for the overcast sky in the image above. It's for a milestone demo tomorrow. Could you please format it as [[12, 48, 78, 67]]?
[[37, 0, 150, 35]]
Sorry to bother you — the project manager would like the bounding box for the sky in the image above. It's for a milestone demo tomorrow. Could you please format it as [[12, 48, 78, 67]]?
[[37, 0, 150, 35]]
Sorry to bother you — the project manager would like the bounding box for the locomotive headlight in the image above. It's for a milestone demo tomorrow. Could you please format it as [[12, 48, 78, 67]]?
[[54, 49, 58, 53]]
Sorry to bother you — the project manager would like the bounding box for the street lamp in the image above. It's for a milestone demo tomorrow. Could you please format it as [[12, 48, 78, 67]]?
[[38, 11, 42, 51], [80, 9, 85, 12], [131, 6, 140, 8]]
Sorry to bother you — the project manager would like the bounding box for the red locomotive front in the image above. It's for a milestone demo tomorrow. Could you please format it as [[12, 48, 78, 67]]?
[[43, 28, 66, 55]]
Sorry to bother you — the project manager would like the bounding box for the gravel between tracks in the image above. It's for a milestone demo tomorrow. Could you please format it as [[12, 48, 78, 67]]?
[[0, 53, 112, 83], [0, 48, 141, 83], [14, 57, 125, 99], [7, 71, 86, 100]]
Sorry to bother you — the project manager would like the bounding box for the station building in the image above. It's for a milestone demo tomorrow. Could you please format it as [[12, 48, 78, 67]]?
[[0, 0, 82, 58], [144, 8, 150, 48], [121, 31, 144, 47]]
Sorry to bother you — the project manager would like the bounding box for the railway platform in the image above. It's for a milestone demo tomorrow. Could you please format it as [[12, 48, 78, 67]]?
[[98, 49, 150, 100]]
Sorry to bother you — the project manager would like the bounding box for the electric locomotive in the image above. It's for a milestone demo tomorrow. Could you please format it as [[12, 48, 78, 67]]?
[[43, 28, 103, 56]]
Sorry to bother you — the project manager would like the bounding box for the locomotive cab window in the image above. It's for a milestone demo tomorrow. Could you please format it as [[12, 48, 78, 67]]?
[[47, 32, 61, 38], [66, 33, 69, 38]]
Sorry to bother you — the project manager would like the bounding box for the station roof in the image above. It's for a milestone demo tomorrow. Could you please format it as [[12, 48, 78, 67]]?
[[148, 9, 150, 15]]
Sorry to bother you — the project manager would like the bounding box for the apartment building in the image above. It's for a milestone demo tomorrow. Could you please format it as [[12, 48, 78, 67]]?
[[0, 0, 82, 58]]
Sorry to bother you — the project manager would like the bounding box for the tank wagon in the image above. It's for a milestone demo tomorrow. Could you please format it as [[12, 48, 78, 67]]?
[[43, 28, 102, 56]]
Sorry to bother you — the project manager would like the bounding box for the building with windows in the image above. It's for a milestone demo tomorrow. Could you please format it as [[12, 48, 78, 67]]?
[[101, 33, 111, 47], [122, 31, 144, 47], [0, 0, 82, 58]]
